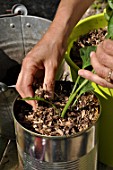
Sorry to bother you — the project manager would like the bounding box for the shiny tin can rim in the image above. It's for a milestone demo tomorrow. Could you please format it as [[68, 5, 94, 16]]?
[[12, 92, 101, 139]]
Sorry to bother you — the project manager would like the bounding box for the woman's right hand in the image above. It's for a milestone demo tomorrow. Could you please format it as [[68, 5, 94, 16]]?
[[16, 27, 66, 110]]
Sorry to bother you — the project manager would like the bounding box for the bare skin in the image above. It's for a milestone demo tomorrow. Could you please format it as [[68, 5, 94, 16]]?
[[78, 39, 113, 88], [16, 0, 94, 110]]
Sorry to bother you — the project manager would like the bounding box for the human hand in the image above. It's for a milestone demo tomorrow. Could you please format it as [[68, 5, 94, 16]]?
[[16, 0, 95, 110], [78, 39, 113, 88], [16, 30, 66, 110]]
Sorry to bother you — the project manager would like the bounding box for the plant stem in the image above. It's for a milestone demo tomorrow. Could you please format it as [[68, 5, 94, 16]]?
[[72, 93, 81, 106], [61, 79, 89, 118], [71, 76, 80, 95]]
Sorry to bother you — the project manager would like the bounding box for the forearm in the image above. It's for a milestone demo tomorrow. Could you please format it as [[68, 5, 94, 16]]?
[[48, 0, 95, 48]]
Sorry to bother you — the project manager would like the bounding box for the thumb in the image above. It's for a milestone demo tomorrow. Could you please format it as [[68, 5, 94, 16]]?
[[90, 51, 95, 58]]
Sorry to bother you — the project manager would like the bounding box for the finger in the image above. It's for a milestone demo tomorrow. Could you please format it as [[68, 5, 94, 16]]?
[[95, 42, 113, 69], [43, 64, 56, 92], [78, 69, 113, 88], [102, 39, 113, 56], [90, 51, 111, 79], [16, 76, 37, 111], [16, 67, 37, 110]]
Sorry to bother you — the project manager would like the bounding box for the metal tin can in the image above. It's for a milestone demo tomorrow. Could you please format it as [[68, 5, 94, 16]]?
[[13, 94, 100, 170]]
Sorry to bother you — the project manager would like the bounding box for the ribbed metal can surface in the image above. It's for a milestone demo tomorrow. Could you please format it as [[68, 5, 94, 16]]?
[[20, 145, 97, 170]]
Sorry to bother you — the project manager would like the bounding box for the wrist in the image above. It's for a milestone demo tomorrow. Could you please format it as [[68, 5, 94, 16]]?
[[44, 25, 68, 56], [45, 0, 95, 53]]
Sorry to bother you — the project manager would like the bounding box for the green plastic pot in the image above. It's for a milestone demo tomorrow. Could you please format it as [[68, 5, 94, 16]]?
[[65, 13, 113, 167]]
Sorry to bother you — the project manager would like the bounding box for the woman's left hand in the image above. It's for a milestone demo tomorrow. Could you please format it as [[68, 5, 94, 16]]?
[[78, 39, 113, 88]]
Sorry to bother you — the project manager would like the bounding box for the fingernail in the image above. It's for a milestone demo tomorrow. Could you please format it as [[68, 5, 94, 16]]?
[[90, 51, 95, 57], [78, 70, 83, 76]]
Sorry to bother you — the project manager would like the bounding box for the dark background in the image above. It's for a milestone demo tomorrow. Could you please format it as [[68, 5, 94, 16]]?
[[0, 0, 60, 20]]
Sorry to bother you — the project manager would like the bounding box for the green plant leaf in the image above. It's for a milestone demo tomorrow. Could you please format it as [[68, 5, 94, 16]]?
[[21, 96, 57, 109], [104, 4, 113, 21], [106, 15, 113, 39], [108, 0, 113, 9], [79, 81, 94, 96], [80, 46, 96, 69]]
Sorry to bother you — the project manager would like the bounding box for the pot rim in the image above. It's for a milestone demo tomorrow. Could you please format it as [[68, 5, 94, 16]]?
[[12, 91, 101, 139]]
